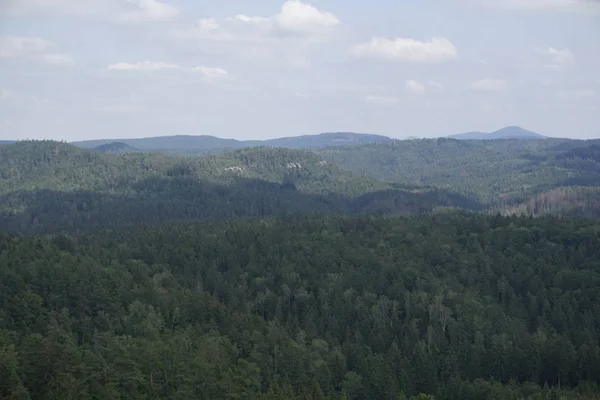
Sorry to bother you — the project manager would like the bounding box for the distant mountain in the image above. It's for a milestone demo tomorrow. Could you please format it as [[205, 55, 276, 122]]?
[[262, 132, 393, 149], [73, 128, 554, 155], [0, 141, 15, 146], [449, 126, 547, 140], [73, 135, 248, 151], [448, 131, 488, 140], [92, 141, 140, 153], [72, 132, 392, 154]]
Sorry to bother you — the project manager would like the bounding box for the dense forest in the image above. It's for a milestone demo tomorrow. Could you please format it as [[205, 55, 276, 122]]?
[[2, 139, 600, 399], [0, 141, 477, 233], [2, 214, 600, 399], [3, 139, 600, 227], [317, 138, 600, 210], [0, 140, 398, 197]]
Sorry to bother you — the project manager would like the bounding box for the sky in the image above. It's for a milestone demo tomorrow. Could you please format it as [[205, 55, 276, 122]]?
[[0, 0, 599, 141]]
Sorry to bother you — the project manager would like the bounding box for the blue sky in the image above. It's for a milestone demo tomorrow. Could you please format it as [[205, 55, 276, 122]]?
[[0, 0, 599, 141]]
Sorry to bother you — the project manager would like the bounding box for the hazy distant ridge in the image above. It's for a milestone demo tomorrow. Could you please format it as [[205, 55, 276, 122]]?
[[448, 126, 547, 140], [92, 141, 140, 154], [5, 127, 549, 153], [73, 132, 393, 152]]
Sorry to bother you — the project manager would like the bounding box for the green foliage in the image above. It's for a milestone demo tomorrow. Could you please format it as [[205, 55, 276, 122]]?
[[0, 141, 389, 198], [2, 214, 600, 399], [0, 141, 479, 233], [3, 139, 600, 235], [317, 138, 600, 208]]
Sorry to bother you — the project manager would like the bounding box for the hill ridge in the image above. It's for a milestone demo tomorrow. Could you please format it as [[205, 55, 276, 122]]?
[[449, 126, 547, 140], [71, 131, 393, 153], [2, 127, 553, 152]]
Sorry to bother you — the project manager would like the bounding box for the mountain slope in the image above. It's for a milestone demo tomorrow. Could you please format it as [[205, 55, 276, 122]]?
[[449, 126, 547, 140], [317, 138, 600, 205], [0, 141, 477, 233], [0, 141, 385, 196], [92, 141, 140, 153]]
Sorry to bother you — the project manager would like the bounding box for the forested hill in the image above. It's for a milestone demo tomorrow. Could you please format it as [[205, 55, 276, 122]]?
[[2, 214, 600, 399], [72, 132, 393, 154], [65, 126, 546, 154], [317, 138, 600, 211], [92, 141, 140, 154], [0, 141, 476, 233], [448, 126, 546, 140], [0, 141, 384, 195], [3, 138, 600, 231]]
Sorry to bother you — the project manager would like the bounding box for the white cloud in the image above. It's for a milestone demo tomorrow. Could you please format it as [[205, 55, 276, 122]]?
[[41, 53, 74, 66], [469, 78, 507, 92], [193, 66, 229, 82], [235, 15, 270, 24], [365, 95, 399, 106], [107, 61, 229, 82], [404, 80, 443, 95], [428, 81, 444, 91], [274, 0, 340, 34], [177, 1, 339, 41], [108, 61, 181, 71], [198, 18, 221, 31], [476, 0, 600, 14], [352, 37, 458, 62], [0, 36, 53, 58], [536, 47, 575, 68], [0, 0, 116, 17], [173, 18, 263, 44], [0, 88, 50, 105], [171, 2, 339, 68], [406, 80, 426, 94], [119, 0, 179, 23], [2, 0, 179, 22], [0, 36, 73, 66], [175, 18, 234, 41]]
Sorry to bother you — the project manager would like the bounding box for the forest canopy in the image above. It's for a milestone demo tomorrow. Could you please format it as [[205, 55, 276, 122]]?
[[1, 214, 600, 399]]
